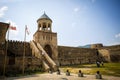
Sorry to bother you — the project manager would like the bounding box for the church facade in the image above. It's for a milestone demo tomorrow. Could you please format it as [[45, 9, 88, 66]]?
[[0, 13, 120, 75]]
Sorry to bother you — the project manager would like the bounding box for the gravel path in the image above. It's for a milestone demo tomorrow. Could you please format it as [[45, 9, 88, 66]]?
[[1, 72, 119, 80]]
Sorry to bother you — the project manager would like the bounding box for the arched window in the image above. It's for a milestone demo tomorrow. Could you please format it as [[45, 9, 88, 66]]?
[[43, 23, 46, 28], [48, 23, 51, 27], [42, 23, 47, 30], [48, 23, 51, 30], [39, 23, 41, 27]]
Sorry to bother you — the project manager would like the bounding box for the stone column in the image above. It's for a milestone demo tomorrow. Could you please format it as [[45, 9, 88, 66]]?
[[46, 23, 48, 31], [50, 23, 52, 32], [41, 23, 43, 31]]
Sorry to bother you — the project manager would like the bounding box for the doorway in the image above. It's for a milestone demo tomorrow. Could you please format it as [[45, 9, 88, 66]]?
[[44, 45, 52, 58]]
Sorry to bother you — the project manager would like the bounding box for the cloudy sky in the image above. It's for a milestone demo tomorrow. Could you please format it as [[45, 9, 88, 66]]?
[[0, 0, 120, 46]]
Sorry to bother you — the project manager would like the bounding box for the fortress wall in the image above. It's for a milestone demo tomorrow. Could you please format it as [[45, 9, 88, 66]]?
[[0, 40, 43, 74], [101, 45, 120, 50], [0, 22, 9, 72], [8, 40, 32, 56], [3, 40, 43, 73], [91, 44, 103, 49], [98, 49, 110, 62], [0, 52, 5, 74], [5, 56, 42, 73], [98, 45, 120, 62], [109, 49, 120, 62], [15, 57, 42, 70], [58, 46, 97, 66], [0, 22, 9, 43]]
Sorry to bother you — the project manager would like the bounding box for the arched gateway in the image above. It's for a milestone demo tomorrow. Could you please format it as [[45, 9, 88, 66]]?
[[44, 45, 52, 58]]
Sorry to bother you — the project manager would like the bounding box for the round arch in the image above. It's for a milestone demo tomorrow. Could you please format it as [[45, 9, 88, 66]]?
[[44, 44, 52, 58]]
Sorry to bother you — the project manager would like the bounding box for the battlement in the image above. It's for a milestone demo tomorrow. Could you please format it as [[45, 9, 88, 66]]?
[[8, 40, 30, 45], [7, 40, 32, 56]]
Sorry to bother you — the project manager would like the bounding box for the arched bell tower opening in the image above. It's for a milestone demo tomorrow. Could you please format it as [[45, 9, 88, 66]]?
[[44, 45, 52, 58], [37, 12, 52, 32]]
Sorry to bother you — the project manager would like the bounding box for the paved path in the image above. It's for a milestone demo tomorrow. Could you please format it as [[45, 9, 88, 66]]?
[[2, 72, 120, 80]]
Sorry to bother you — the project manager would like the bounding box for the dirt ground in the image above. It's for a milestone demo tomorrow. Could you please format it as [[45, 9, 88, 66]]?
[[0, 72, 119, 80]]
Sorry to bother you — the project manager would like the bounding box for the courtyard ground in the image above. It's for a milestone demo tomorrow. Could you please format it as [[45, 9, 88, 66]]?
[[4, 72, 120, 80], [1, 63, 120, 80]]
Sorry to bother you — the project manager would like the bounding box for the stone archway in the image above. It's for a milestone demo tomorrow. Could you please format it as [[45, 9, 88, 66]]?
[[44, 45, 52, 58]]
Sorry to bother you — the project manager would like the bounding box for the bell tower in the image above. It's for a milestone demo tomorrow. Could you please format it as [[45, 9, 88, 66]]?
[[37, 12, 52, 32], [33, 12, 58, 65]]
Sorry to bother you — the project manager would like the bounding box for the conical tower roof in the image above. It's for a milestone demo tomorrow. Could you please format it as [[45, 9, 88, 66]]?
[[37, 12, 52, 22]]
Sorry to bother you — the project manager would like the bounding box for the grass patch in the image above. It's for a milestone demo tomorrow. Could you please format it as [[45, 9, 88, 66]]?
[[60, 63, 120, 77]]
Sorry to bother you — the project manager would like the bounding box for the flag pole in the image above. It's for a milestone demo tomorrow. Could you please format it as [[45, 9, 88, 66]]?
[[3, 23, 10, 76], [22, 25, 27, 74]]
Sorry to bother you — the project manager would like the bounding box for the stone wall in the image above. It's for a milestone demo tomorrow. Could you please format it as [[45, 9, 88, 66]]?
[[0, 22, 9, 73], [91, 43, 103, 49], [5, 56, 42, 73], [0, 40, 43, 75], [98, 49, 110, 62], [0, 22, 9, 43], [109, 49, 120, 62], [102, 45, 120, 50], [8, 40, 32, 56], [98, 45, 120, 62], [58, 46, 98, 66], [7, 40, 43, 71], [33, 31, 58, 64], [0, 53, 5, 75]]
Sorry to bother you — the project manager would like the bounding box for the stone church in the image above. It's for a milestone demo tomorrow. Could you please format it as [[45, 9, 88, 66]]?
[[0, 13, 120, 75]]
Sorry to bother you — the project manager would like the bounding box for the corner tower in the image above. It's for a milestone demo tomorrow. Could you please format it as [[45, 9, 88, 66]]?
[[0, 22, 9, 43], [33, 12, 58, 64]]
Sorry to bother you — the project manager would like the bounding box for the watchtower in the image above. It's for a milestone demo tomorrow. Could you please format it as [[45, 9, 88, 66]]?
[[33, 12, 58, 64]]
